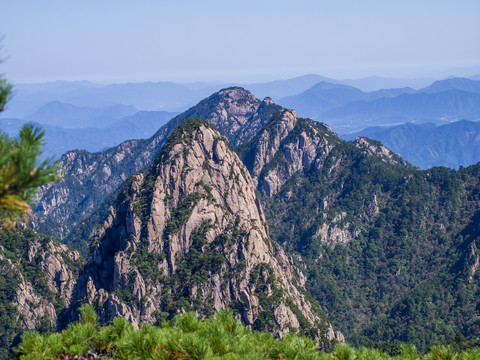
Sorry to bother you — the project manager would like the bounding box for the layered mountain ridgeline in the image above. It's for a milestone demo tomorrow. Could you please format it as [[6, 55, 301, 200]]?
[[321, 90, 480, 133], [278, 78, 480, 133], [0, 226, 83, 359], [6, 81, 224, 118], [0, 110, 176, 159], [278, 81, 415, 120], [236, 108, 480, 351], [68, 119, 340, 347], [25, 101, 138, 128], [345, 120, 480, 169], [33, 88, 281, 248]]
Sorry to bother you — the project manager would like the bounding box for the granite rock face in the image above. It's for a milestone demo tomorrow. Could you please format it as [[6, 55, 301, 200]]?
[[352, 136, 416, 169], [33, 88, 281, 245], [73, 119, 337, 343], [0, 228, 81, 350], [240, 109, 336, 197]]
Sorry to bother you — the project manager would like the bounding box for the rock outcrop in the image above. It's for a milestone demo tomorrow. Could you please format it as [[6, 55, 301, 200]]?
[[352, 136, 416, 169], [33, 88, 281, 248], [239, 110, 337, 196], [73, 119, 336, 344], [0, 227, 82, 352]]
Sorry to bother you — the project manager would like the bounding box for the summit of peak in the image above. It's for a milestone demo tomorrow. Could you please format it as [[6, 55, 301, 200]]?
[[217, 86, 256, 98], [262, 97, 275, 105]]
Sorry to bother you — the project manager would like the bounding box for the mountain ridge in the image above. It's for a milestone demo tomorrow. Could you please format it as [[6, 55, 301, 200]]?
[[345, 120, 480, 169]]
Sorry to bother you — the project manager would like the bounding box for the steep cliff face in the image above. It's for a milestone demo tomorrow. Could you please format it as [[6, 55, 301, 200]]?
[[239, 109, 415, 199], [239, 110, 339, 197], [73, 119, 336, 344], [0, 227, 82, 354], [34, 88, 281, 246]]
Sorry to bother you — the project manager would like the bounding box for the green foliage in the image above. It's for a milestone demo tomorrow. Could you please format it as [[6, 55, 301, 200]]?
[[0, 124, 59, 227], [256, 116, 480, 352], [13, 305, 480, 359], [0, 76, 13, 113]]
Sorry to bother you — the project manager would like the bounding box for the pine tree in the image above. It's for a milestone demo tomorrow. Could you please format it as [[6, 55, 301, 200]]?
[[0, 124, 59, 228], [0, 77, 13, 113]]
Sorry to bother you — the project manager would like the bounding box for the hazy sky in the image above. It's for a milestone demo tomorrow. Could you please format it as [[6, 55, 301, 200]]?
[[1, 0, 479, 83]]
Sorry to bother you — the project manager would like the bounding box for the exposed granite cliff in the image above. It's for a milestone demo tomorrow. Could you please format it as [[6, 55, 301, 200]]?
[[239, 110, 338, 197], [33, 88, 281, 246], [72, 119, 339, 344], [0, 227, 82, 353]]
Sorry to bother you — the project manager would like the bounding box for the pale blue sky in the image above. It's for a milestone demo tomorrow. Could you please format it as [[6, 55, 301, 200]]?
[[1, 0, 479, 83]]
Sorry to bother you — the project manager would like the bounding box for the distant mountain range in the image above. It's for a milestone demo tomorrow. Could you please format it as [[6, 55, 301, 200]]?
[[1, 75, 479, 168], [4, 81, 222, 118], [242, 74, 342, 99], [278, 77, 480, 133], [25, 101, 138, 128], [0, 110, 176, 158], [344, 120, 480, 169], [5, 74, 476, 118], [278, 82, 418, 120]]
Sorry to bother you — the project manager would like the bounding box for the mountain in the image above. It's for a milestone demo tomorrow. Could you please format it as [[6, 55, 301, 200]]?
[[25, 101, 138, 128], [3, 81, 101, 118], [320, 89, 480, 133], [278, 81, 416, 121], [33, 88, 281, 246], [58, 81, 222, 110], [0, 110, 175, 159], [235, 108, 480, 350], [243, 74, 342, 100], [365, 87, 416, 100], [29, 87, 480, 351], [3, 75, 339, 121], [3, 81, 223, 119], [345, 120, 480, 169], [67, 119, 339, 346], [340, 76, 435, 92], [278, 82, 365, 119], [0, 226, 82, 358], [276, 77, 480, 134], [419, 77, 480, 94]]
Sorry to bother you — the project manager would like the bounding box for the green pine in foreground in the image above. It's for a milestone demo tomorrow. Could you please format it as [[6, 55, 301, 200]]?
[[14, 305, 480, 360]]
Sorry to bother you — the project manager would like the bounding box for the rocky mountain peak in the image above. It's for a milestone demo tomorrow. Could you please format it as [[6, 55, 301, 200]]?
[[352, 136, 416, 169], [176, 87, 274, 147], [74, 118, 337, 343], [262, 97, 274, 105], [0, 227, 82, 351], [33, 87, 281, 245]]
